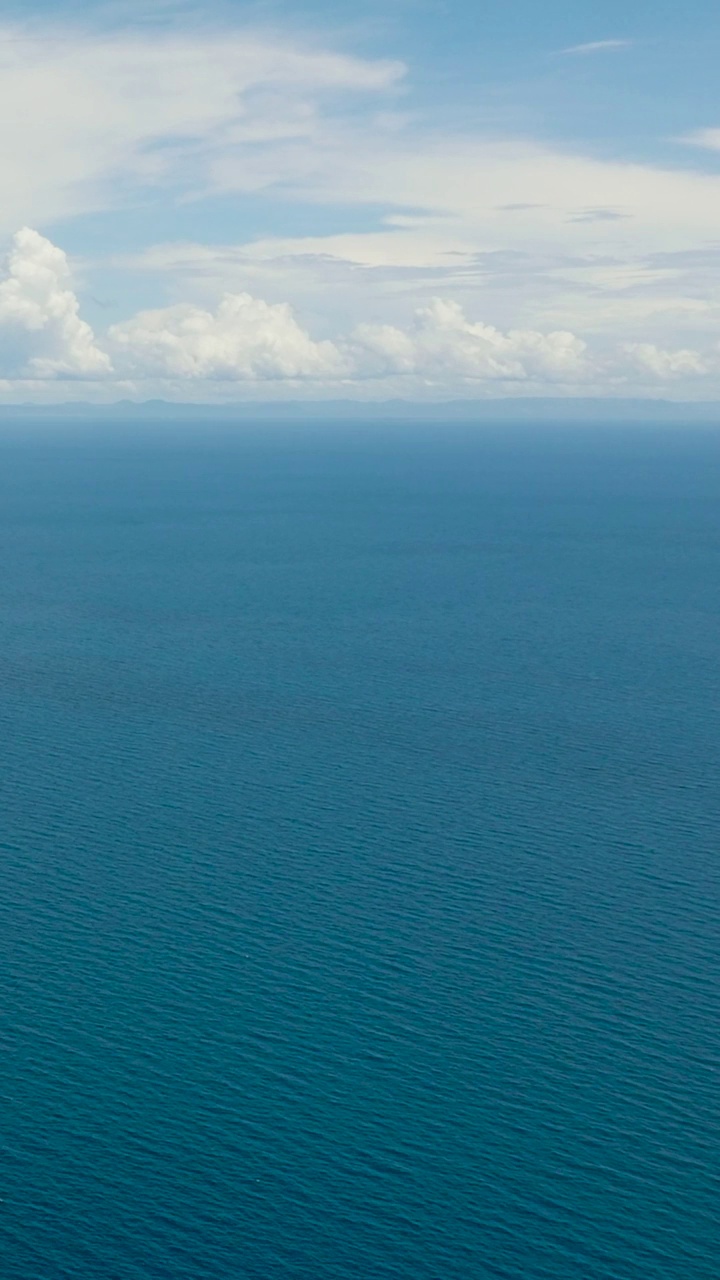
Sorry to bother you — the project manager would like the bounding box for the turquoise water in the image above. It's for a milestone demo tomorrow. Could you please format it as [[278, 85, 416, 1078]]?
[[0, 424, 718, 1279]]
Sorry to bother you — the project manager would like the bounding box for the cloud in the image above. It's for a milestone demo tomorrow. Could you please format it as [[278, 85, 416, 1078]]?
[[108, 292, 588, 385], [1, 227, 720, 398], [2, 15, 720, 356], [113, 215, 720, 360], [568, 208, 630, 223], [148, 114, 720, 357], [560, 40, 632, 56], [622, 342, 710, 378], [99, 292, 720, 394], [678, 128, 720, 152], [351, 300, 588, 382], [108, 293, 347, 380], [0, 18, 711, 270], [0, 21, 404, 231], [0, 228, 110, 377], [197, 136, 720, 271]]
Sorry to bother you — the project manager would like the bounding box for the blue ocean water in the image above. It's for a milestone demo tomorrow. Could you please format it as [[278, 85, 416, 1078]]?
[[0, 422, 718, 1280]]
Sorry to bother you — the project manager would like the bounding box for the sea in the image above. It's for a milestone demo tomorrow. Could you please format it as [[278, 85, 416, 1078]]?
[[0, 421, 718, 1279]]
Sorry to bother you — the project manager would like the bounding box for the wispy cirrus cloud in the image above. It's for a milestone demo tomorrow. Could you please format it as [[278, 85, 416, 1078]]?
[[0, 20, 405, 232], [678, 128, 720, 151], [559, 39, 632, 56]]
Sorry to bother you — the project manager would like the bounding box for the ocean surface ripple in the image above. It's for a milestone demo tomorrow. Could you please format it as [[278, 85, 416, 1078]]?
[[0, 424, 718, 1278]]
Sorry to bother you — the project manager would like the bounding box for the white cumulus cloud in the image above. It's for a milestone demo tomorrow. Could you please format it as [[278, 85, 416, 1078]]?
[[351, 300, 588, 382], [108, 294, 348, 380], [622, 342, 710, 378], [0, 228, 111, 377]]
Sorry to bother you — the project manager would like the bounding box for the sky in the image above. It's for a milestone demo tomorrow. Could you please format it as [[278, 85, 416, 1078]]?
[[2, 0, 720, 402]]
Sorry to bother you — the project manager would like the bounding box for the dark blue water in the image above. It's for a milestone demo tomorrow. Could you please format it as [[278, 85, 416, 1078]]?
[[0, 423, 718, 1279]]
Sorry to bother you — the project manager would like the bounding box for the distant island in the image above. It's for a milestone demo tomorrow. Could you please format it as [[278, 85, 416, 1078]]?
[[1, 397, 719, 424]]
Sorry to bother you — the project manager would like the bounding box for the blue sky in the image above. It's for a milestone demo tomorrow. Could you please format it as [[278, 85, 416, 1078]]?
[[1, 0, 720, 401]]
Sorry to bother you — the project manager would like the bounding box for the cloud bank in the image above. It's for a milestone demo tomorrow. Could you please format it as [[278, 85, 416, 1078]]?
[[1, 229, 720, 400]]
